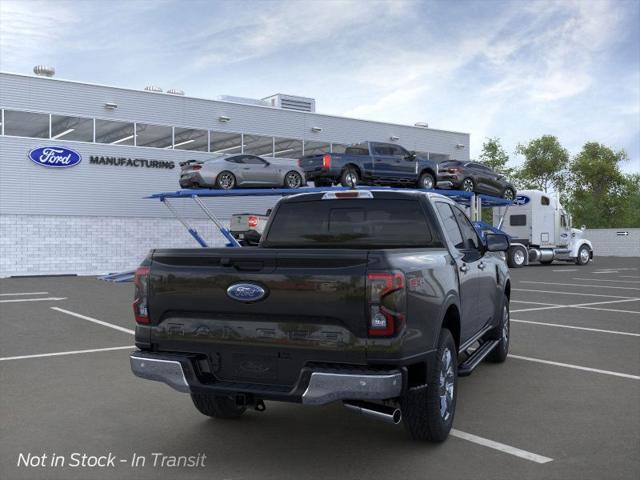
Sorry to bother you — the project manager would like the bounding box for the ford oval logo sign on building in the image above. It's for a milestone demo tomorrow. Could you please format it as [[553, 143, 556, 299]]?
[[28, 146, 82, 168], [226, 283, 267, 303]]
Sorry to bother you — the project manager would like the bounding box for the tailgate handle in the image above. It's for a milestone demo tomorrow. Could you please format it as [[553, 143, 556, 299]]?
[[220, 258, 264, 271]]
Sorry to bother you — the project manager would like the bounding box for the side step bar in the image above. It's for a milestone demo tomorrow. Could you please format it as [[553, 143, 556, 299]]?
[[458, 340, 500, 377]]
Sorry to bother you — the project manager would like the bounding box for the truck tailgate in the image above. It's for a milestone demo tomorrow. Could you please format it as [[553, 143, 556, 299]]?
[[148, 248, 369, 387]]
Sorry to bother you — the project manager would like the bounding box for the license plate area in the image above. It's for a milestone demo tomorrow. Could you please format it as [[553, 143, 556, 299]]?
[[231, 353, 278, 381]]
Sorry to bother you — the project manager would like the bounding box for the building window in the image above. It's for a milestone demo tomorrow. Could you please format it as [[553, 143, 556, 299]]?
[[173, 127, 208, 151], [303, 140, 331, 156], [273, 137, 303, 159], [51, 115, 94, 142], [95, 119, 135, 145], [135, 123, 173, 149], [210, 131, 243, 154], [3, 110, 49, 138], [244, 134, 274, 156]]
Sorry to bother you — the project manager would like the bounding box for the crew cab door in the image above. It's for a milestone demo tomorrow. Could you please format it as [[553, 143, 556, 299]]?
[[434, 202, 486, 342]]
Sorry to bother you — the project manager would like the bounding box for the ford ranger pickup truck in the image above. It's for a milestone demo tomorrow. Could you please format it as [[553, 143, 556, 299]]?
[[130, 189, 511, 442], [299, 142, 443, 190]]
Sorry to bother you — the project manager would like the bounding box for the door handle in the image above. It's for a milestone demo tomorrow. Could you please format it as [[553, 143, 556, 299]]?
[[459, 264, 469, 273], [478, 262, 486, 270], [243, 167, 251, 170]]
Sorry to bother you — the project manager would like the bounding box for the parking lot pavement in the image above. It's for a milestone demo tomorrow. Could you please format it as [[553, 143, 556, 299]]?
[[1, 256, 639, 479]]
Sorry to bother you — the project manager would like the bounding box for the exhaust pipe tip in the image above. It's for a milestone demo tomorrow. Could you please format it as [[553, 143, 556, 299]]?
[[343, 401, 402, 425]]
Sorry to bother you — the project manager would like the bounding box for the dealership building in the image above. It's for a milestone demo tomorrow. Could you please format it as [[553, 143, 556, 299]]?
[[0, 69, 470, 277]]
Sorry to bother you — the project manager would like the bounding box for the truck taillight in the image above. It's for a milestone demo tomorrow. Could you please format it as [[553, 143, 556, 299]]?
[[191, 165, 202, 171], [448, 167, 460, 173], [248, 215, 258, 228], [133, 266, 150, 324], [322, 154, 331, 169], [367, 272, 405, 337]]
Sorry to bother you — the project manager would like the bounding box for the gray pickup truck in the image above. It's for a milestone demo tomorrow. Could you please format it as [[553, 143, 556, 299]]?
[[130, 189, 511, 442]]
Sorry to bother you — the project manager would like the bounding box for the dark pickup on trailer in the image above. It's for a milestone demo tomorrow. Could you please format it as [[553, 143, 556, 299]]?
[[130, 189, 511, 442], [299, 141, 445, 190]]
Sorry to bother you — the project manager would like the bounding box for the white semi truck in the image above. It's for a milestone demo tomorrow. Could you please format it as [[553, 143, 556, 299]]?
[[492, 190, 593, 268]]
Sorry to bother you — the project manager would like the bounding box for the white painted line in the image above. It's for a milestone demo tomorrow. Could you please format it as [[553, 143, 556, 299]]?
[[450, 429, 553, 464], [573, 278, 640, 284], [592, 270, 620, 274], [552, 269, 578, 272], [511, 305, 567, 313], [511, 319, 640, 337], [510, 300, 560, 306], [511, 297, 640, 313], [509, 355, 640, 380], [513, 288, 638, 299], [0, 292, 49, 296], [0, 345, 134, 362], [0, 297, 67, 303], [574, 306, 640, 315], [51, 307, 135, 335], [620, 275, 640, 279], [520, 281, 640, 291]]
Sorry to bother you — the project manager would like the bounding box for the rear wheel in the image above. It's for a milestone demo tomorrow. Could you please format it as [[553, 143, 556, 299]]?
[[340, 167, 359, 187], [216, 171, 236, 190], [461, 177, 475, 192], [418, 172, 435, 189], [507, 245, 527, 268], [503, 187, 515, 200], [191, 393, 246, 419], [401, 328, 457, 442], [576, 245, 591, 265], [284, 171, 303, 189]]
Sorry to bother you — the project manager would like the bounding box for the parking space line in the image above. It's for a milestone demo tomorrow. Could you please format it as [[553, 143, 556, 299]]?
[[511, 297, 640, 313], [511, 319, 640, 337], [520, 281, 640, 291], [513, 288, 638, 299], [572, 278, 640, 284], [574, 306, 640, 315], [0, 297, 67, 303], [511, 300, 560, 306], [620, 275, 640, 279], [552, 269, 578, 272], [451, 429, 553, 464], [51, 307, 134, 335], [0, 292, 49, 296], [509, 355, 640, 380], [0, 346, 134, 362]]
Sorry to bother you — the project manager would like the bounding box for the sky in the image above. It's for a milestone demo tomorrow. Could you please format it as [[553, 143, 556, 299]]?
[[1, 0, 639, 172]]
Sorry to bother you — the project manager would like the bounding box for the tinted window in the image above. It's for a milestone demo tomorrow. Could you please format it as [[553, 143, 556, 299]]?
[[510, 215, 527, 226], [264, 199, 441, 248], [452, 206, 480, 250], [541, 196, 550, 206], [388, 145, 408, 157], [435, 203, 464, 249], [136, 123, 172, 148], [95, 119, 134, 145], [51, 114, 93, 142], [345, 143, 369, 155], [373, 145, 394, 155], [243, 155, 267, 165], [226, 156, 244, 164], [4, 110, 49, 138]]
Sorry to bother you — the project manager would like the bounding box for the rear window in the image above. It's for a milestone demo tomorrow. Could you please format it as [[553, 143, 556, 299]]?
[[263, 199, 442, 248], [345, 143, 370, 155]]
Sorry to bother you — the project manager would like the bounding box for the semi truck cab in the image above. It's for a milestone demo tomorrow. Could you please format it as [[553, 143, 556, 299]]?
[[493, 189, 593, 267]]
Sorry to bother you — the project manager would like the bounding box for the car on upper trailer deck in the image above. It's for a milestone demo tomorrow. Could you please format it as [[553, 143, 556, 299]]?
[[437, 160, 516, 200]]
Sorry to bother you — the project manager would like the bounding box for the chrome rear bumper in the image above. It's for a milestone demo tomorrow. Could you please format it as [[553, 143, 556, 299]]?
[[130, 351, 403, 405]]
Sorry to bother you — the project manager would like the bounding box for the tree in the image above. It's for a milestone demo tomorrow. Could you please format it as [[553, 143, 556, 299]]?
[[479, 137, 512, 176], [565, 142, 636, 228], [515, 135, 569, 193]]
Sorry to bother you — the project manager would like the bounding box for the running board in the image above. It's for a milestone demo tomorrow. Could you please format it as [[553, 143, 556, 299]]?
[[458, 340, 500, 377]]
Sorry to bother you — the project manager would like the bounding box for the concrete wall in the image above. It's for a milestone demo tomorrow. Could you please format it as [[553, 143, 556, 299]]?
[[587, 228, 640, 257]]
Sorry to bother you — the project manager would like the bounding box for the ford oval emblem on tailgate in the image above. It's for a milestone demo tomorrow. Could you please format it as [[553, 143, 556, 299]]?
[[227, 283, 267, 303]]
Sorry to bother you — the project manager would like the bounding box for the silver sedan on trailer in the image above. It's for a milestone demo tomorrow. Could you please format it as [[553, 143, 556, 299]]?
[[179, 154, 307, 189]]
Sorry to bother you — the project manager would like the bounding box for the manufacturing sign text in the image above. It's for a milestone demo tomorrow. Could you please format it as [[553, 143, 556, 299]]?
[[90, 156, 175, 169], [28, 147, 82, 168]]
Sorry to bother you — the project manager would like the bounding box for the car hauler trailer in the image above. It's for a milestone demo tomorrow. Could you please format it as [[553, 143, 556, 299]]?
[[492, 189, 593, 268]]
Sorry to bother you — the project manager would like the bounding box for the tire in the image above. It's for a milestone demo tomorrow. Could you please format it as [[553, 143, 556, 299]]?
[[340, 167, 359, 187], [507, 245, 526, 268], [487, 295, 509, 363], [216, 171, 236, 190], [191, 393, 246, 419], [284, 170, 303, 189], [401, 328, 457, 442], [418, 172, 435, 189], [576, 245, 591, 265], [461, 177, 475, 192], [503, 187, 515, 201]]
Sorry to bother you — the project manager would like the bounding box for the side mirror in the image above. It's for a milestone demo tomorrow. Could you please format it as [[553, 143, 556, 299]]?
[[485, 233, 510, 252], [405, 151, 416, 160]]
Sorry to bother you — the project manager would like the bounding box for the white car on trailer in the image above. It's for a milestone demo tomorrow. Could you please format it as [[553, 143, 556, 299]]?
[[493, 190, 593, 268]]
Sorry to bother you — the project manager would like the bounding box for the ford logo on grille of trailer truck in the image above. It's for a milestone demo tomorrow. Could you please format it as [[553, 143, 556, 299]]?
[[28, 146, 82, 168], [226, 283, 267, 303]]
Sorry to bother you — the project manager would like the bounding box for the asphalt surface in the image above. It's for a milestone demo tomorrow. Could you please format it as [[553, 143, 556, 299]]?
[[1, 257, 638, 480]]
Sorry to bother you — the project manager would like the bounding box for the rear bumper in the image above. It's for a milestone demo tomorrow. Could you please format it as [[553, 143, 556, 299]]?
[[130, 351, 403, 405]]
